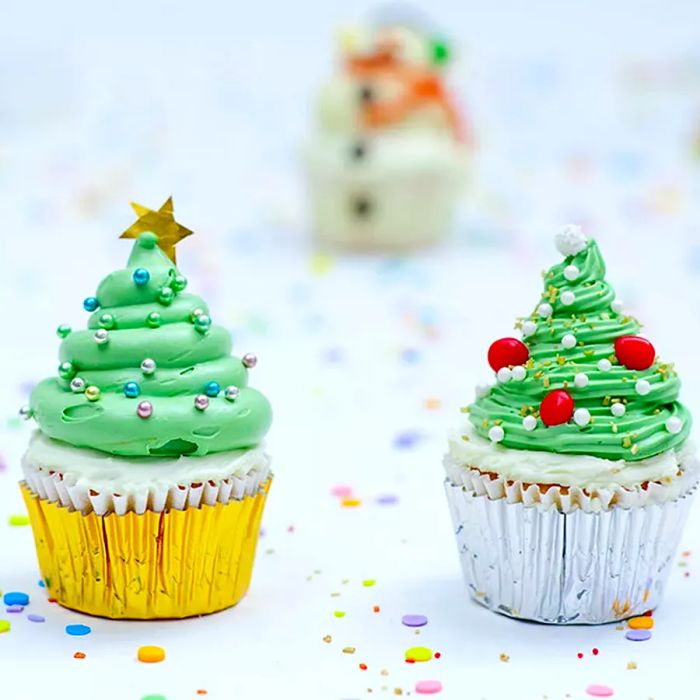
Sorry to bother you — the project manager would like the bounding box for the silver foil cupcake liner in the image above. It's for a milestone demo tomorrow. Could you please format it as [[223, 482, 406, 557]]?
[[445, 479, 697, 624]]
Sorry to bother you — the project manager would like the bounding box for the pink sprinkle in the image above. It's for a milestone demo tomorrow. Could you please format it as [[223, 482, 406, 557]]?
[[330, 485, 353, 498], [415, 680, 442, 695], [586, 684, 614, 697]]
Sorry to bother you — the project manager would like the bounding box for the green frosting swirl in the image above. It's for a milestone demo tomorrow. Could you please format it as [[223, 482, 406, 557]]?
[[30, 233, 272, 457], [469, 239, 691, 461]]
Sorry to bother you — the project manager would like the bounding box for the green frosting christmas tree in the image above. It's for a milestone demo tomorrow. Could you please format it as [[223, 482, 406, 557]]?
[[468, 226, 691, 461]]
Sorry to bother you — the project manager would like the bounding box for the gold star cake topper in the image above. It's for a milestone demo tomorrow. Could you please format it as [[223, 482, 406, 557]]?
[[120, 197, 193, 263]]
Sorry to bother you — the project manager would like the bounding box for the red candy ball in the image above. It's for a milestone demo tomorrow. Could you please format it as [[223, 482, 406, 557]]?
[[488, 337, 530, 372], [614, 336, 655, 371], [539, 390, 575, 427]]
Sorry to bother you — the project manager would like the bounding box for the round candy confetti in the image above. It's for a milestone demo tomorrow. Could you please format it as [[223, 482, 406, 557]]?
[[66, 624, 91, 636], [0, 620, 10, 634], [138, 645, 166, 663], [3, 592, 29, 606], [415, 680, 442, 695], [628, 616, 654, 630], [586, 685, 614, 697], [625, 629, 651, 642], [27, 614, 45, 623], [402, 614, 428, 627], [487, 337, 529, 372], [405, 647, 433, 662], [615, 336, 655, 371], [540, 390, 575, 426]]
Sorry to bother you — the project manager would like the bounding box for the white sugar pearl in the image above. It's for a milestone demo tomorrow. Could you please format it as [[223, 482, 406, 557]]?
[[574, 372, 589, 388], [521, 320, 537, 338], [611, 299, 624, 313], [555, 224, 588, 256], [522, 415, 537, 431], [497, 367, 512, 383], [611, 402, 626, 417], [488, 425, 505, 443], [665, 416, 683, 434], [475, 384, 490, 398], [560, 291, 576, 306], [564, 264, 579, 281], [511, 365, 527, 381], [561, 333, 577, 349], [598, 359, 612, 372], [537, 303, 553, 318], [635, 379, 651, 396], [573, 408, 591, 427]]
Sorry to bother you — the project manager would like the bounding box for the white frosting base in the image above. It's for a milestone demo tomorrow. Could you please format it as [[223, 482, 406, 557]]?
[[22, 432, 271, 515], [446, 423, 692, 490]]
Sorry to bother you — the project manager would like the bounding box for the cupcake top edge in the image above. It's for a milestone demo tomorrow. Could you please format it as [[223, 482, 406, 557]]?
[[27, 201, 272, 458], [466, 225, 692, 463]]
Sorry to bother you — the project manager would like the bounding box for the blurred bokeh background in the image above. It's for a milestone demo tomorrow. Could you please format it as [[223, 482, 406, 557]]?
[[2, 2, 700, 697]]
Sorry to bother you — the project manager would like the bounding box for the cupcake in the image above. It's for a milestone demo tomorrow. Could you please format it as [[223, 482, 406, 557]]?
[[304, 17, 470, 250], [444, 226, 697, 624], [20, 200, 273, 619]]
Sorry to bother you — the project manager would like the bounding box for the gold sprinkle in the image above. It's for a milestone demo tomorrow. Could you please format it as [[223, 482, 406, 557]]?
[[631, 444, 639, 455], [394, 689, 403, 696], [584, 349, 594, 356], [494, 419, 503, 425], [323, 635, 332, 643], [380, 670, 389, 677], [482, 419, 489, 430], [616, 625, 625, 631], [622, 436, 632, 448], [342, 647, 356, 654], [500, 653, 510, 663], [331, 592, 340, 597], [460, 406, 470, 413], [461, 434, 471, 442], [627, 661, 637, 670], [603, 396, 611, 406], [534, 371, 544, 379], [543, 377, 551, 388], [611, 423, 619, 433], [526, 358, 535, 369], [556, 355, 566, 366]]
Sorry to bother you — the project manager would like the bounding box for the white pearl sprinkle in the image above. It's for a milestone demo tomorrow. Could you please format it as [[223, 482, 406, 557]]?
[[560, 291, 576, 306], [573, 408, 591, 427], [611, 402, 626, 417], [497, 367, 512, 383], [521, 320, 537, 338], [475, 384, 490, 398], [598, 359, 612, 372], [574, 372, 589, 388], [488, 425, 505, 443], [555, 224, 588, 256], [522, 415, 537, 431], [561, 333, 577, 349], [564, 264, 579, 281], [94, 329, 109, 344], [635, 379, 651, 396], [611, 299, 624, 314], [511, 365, 527, 381], [665, 416, 683, 434], [537, 303, 553, 318]]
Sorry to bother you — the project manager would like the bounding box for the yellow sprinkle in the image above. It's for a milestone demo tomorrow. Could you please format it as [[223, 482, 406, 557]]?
[[405, 646, 433, 662], [627, 661, 637, 670], [362, 579, 376, 587], [334, 611, 346, 618], [499, 653, 510, 663], [342, 646, 356, 654], [628, 616, 654, 630], [459, 406, 470, 413], [323, 634, 333, 643], [341, 498, 361, 508], [622, 436, 632, 448], [8, 514, 30, 526], [137, 645, 165, 663], [460, 435, 470, 442], [0, 620, 10, 634], [611, 423, 619, 433], [543, 377, 551, 388]]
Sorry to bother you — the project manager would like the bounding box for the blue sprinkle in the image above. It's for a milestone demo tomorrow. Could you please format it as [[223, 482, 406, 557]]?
[[625, 629, 652, 642], [27, 614, 45, 623], [38, 580, 45, 588], [132, 267, 150, 286], [83, 297, 99, 312], [3, 592, 29, 606], [123, 382, 140, 398], [204, 381, 221, 397], [66, 624, 91, 636], [6, 605, 24, 613], [393, 431, 422, 449]]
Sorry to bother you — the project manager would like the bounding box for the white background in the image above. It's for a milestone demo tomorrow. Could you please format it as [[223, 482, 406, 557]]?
[[2, 1, 700, 698]]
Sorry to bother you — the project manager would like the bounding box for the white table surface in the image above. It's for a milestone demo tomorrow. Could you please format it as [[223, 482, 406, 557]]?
[[2, 1, 700, 698]]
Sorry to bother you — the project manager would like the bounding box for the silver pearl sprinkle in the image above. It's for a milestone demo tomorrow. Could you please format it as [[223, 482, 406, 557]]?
[[70, 377, 87, 393], [94, 329, 110, 344], [19, 405, 33, 420], [224, 385, 240, 401], [242, 353, 257, 369], [141, 358, 157, 375]]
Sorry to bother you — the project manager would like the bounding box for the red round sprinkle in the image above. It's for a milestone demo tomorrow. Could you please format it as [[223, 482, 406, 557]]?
[[74, 652, 86, 659], [359, 663, 367, 670], [539, 389, 575, 426], [487, 337, 530, 372], [614, 336, 655, 371], [434, 652, 441, 659], [577, 652, 584, 659], [643, 610, 654, 616], [592, 648, 599, 656], [405, 659, 416, 664], [373, 606, 380, 613]]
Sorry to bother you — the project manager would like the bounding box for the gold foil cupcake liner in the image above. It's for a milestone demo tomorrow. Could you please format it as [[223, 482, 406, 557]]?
[[21, 479, 271, 619]]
